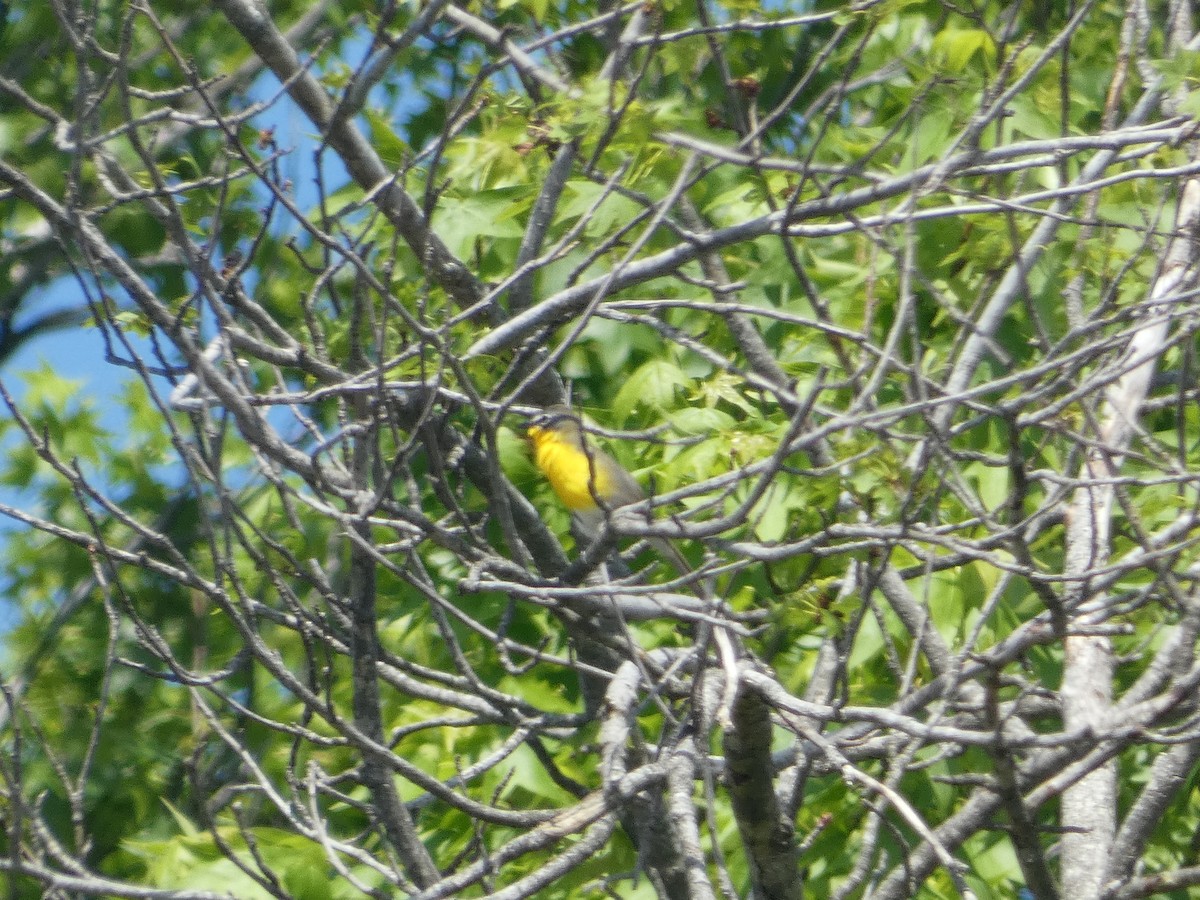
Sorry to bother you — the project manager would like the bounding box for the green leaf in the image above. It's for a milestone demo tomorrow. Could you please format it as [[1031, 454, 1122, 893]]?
[[930, 27, 997, 74], [20, 362, 84, 412], [158, 798, 200, 838], [611, 358, 692, 423], [667, 406, 735, 435], [559, 180, 644, 237], [365, 109, 410, 168], [432, 186, 528, 259]]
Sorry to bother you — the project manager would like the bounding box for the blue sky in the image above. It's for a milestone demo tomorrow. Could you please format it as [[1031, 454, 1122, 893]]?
[[2, 22, 470, 633], [3, 24, 429, 424], [0, 46, 371, 630], [5, 93, 329, 424]]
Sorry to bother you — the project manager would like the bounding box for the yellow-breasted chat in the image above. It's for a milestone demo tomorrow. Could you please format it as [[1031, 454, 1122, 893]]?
[[525, 405, 690, 575]]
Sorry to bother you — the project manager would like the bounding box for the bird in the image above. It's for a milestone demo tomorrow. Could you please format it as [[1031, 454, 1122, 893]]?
[[527, 407, 736, 726], [524, 405, 691, 575]]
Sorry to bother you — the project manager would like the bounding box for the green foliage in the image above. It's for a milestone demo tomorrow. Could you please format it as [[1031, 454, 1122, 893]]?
[[2, 0, 1198, 897]]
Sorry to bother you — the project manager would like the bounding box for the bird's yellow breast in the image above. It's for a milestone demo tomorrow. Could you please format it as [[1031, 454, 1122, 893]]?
[[527, 427, 613, 511]]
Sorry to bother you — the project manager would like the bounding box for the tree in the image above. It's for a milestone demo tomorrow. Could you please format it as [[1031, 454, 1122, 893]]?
[[2, 0, 1200, 897]]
